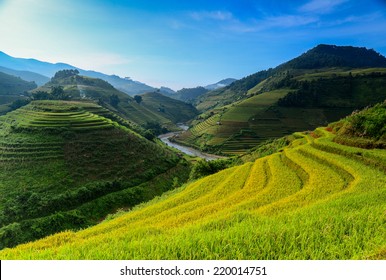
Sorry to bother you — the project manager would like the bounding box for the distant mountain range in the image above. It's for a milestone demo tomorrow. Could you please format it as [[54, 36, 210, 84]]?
[[0, 66, 49, 86], [0, 51, 236, 97], [0, 51, 155, 95], [204, 78, 237, 90], [159, 78, 237, 103], [0, 71, 37, 96]]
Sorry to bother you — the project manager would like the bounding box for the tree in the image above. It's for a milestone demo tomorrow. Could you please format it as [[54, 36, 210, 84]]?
[[52, 69, 79, 80], [134, 95, 142, 104], [9, 99, 30, 110], [34, 91, 51, 100], [109, 94, 120, 107], [51, 86, 65, 100]]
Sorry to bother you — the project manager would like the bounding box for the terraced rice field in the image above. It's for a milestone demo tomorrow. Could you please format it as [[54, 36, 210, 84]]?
[[179, 90, 306, 154], [0, 100, 189, 249], [180, 89, 354, 155], [0, 101, 117, 162], [1, 128, 385, 259], [7, 103, 115, 130]]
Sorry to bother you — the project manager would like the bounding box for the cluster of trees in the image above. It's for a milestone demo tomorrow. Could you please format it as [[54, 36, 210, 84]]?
[[0, 181, 129, 227], [109, 94, 144, 108], [9, 99, 30, 110], [280, 44, 386, 70], [189, 158, 232, 180], [176, 87, 208, 103], [134, 95, 142, 104], [33, 86, 69, 100], [142, 121, 168, 140], [109, 94, 120, 107], [229, 69, 274, 95], [52, 69, 79, 80], [0, 210, 87, 249], [278, 73, 386, 108]]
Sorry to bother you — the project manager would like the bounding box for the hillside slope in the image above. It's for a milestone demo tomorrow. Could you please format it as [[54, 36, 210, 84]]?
[[32, 70, 183, 131], [0, 100, 190, 249], [0, 71, 36, 113], [196, 44, 386, 111], [0, 66, 49, 86], [179, 45, 386, 155], [140, 92, 198, 123], [0, 71, 36, 96], [0, 104, 385, 259]]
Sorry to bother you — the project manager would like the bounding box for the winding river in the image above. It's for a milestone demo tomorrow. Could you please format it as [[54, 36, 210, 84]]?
[[158, 126, 225, 161]]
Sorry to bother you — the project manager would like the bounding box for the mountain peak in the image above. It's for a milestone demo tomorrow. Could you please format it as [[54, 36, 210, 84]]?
[[281, 44, 386, 69], [204, 78, 236, 90]]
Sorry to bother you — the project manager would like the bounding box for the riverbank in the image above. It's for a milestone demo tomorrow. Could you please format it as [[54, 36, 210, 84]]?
[[158, 132, 225, 161]]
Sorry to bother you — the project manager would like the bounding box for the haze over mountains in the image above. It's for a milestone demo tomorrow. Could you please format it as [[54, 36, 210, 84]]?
[[0, 51, 155, 95], [0, 51, 235, 96]]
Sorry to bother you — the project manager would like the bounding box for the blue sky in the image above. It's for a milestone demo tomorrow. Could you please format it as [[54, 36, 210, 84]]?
[[1, 0, 386, 89]]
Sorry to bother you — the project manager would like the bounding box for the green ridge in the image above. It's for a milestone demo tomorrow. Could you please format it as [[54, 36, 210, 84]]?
[[0, 100, 191, 249], [1, 105, 384, 259]]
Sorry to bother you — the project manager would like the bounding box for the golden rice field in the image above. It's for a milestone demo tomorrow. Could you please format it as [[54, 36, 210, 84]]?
[[0, 129, 385, 260]]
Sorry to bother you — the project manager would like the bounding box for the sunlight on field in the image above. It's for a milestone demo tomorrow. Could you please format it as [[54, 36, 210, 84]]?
[[1, 128, 385, 260]]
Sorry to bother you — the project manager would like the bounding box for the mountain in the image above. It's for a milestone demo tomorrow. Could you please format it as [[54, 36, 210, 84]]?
[[278, 44, 386, 70], [0, 66, 49, 86], [159, 79, 237, 104], [30, 70, 185, 131], [177, 45, 386, 155], [79, 71, 155, 95], [0, 51, 75, 77], [0, 51, 155, 95], [0, 71, 37, 96], [204, 78, 237, 90], [2, 102, 385, 259], [0, 71, 36, 113], [0, 99, 191, 249], [196, 44, 386, 111], [175, 86, 209, 103], [140, 91, 198, 123], [159, 86, 175, 95]]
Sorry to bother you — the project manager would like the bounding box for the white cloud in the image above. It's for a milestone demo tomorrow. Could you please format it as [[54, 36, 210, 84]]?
[[190, 10, 233, 21], [265, 14, 319, 28], [327, 12, 383, 26], [225, 14, 319, 34], [299, 0, 348, 14]]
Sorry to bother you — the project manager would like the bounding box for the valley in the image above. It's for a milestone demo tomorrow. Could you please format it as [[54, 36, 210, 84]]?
[[1, 113, 385, 259], [159, 131, 224, 161], [0, 44, 385, 260]]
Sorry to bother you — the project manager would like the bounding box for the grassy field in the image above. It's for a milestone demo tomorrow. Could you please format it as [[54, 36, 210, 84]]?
[[0, 100, 191, 249], [1, 125, 384, 259]]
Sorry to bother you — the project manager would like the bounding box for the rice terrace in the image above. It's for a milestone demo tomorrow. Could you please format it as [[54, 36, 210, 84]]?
[[0, 97, 385, 259], [0, 0, 386, 264]]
